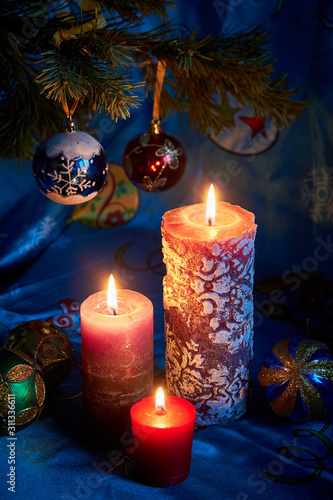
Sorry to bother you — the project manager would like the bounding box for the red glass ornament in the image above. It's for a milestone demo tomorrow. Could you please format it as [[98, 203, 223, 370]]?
[[123, 120, 186, 192]]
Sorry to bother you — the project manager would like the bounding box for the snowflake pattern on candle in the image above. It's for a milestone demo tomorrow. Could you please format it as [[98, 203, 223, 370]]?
[[163, 227, 256, 425]]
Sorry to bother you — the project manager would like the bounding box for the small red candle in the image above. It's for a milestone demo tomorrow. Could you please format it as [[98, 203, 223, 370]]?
[[130, 387, 196, 487]]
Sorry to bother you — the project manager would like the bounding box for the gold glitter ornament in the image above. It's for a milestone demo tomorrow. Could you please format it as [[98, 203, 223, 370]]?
[[4, 320, 74, 391], [258, 337, 333, 421], [0, 348, 46, 435]]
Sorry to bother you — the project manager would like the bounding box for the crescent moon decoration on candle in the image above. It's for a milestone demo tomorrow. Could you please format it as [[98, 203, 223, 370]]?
[[162, 186, 257, 425]]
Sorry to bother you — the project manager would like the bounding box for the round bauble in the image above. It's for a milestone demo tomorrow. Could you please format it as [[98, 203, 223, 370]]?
[[69, 163, 140, 227], [33, 119, 108, 205], [123, 120, 186, 192], [0, 348, 46, 435], [4, 320, 74, 391], [258, 337, 333, 422]]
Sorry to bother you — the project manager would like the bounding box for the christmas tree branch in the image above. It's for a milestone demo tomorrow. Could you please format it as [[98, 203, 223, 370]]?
[[98, 0, 176, 21], [144, 26, 304, 130], [0, 1, 305, 159]]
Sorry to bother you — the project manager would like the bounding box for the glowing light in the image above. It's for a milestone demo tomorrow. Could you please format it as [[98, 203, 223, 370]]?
[[107, 274, 118, 314], [206, 184, 216, 226], [155, 387, 166, 412]]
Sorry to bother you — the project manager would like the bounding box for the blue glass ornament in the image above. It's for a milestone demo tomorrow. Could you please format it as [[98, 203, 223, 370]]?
[[33, 119, 108, 205], [258, 337, 333, 422]]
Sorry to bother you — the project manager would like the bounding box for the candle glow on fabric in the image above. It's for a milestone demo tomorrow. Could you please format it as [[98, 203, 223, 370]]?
[[80, 276, 154, 445], [130, 388, 196, 487], [162, 185, 257, 425]]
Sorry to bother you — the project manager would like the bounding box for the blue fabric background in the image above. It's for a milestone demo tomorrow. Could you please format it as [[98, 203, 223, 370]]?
[[1, 1, 333, 499]]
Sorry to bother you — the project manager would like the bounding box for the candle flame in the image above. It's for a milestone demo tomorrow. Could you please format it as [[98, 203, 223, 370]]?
[[206, 184, 216, 226], [107, 274, 118, 314], [155, 387, 166, 412]]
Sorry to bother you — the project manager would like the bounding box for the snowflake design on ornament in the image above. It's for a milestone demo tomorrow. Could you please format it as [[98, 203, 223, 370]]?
[[47, 157, 93, 197], [137, 175, 167, 192], [300, 166, 333, 224], [156, 140, 183, 170]]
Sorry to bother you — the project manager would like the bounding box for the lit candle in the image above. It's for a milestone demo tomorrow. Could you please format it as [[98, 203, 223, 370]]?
[[162, 185, 257, 425], [80, 275, 154, 444], [206, 183, 216, 226], [130, 387, 196, 487]]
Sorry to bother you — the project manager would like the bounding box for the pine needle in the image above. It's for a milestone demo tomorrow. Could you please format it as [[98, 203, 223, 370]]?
[[0, 1, 305, 159]]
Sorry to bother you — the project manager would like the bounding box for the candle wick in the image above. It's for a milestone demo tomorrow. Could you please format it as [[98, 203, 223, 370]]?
[[208, 217, 213, 226], [110, 308, 117, 316]]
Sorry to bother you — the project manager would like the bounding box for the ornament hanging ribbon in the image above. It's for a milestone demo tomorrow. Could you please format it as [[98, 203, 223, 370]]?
[[52, 13, 107, 47], [152, 60, 167, 122], [53, 13, 107, 120], [61, 97, 79, 119]]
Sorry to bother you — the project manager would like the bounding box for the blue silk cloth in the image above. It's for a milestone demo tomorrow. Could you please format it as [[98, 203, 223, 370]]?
[[1, 1, 333, 499]]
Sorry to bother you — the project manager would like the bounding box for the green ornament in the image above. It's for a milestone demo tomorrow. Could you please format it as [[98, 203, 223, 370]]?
[[0, 348, 46, 435], [4, 320, 74, 391]]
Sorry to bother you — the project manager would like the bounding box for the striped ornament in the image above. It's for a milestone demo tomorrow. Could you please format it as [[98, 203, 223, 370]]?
[[258, 337, 333, 421]]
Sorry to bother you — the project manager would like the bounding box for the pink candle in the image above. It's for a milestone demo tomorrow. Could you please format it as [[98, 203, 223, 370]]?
[[80, 276, 154, 445], [162, 186, 257, 425]]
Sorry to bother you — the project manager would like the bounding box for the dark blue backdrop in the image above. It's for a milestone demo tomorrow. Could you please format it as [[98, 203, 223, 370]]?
[[1, 2, 333, 499]]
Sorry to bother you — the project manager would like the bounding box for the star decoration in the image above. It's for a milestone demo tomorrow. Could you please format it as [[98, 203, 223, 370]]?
[[220, 99, 239, 125], [240, 115, 267, 138]]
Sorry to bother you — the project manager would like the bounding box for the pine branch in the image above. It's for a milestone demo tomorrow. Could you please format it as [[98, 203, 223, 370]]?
[[97, 0, 176, 21], [35, 30, 143, 119], [159, 85, 188, 118], [136, 26, 305, 130], [0, 1, 306, 160], [0, 54, 65, 160]]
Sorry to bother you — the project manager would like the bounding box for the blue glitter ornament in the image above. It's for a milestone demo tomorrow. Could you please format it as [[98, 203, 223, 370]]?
[[258, 337, 333, 422], [33, 119, 108, 205]]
